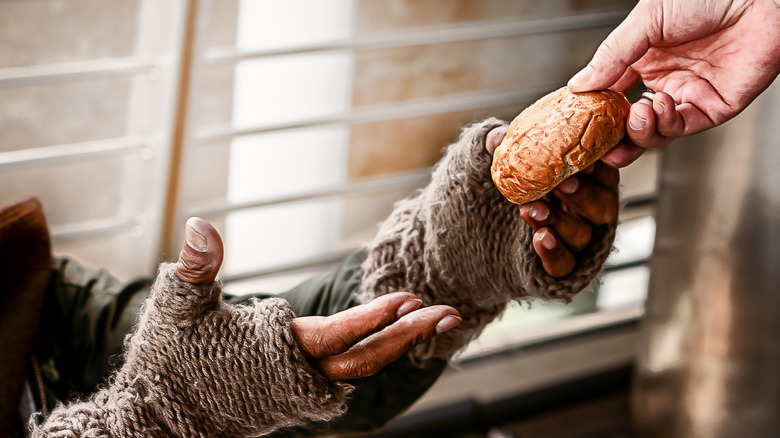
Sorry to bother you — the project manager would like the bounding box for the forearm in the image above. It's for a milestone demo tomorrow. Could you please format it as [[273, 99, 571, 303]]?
[[359, 118, 617, 361]]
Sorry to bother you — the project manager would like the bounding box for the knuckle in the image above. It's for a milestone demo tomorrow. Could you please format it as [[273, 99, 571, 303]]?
[[354, 358, 380, 379], [177, 252, 212, 281], [597, 201, 620, 225], [571, 225, 593, 252], [319, 322, 352, 356]]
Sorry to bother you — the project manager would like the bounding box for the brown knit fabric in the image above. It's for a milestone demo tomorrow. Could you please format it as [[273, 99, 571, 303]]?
[[359, 118, 617, 361], [32, 263, 350, 437]]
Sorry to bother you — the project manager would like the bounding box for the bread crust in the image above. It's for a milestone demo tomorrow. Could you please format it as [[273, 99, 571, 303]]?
[[491, 87, 630, 205]]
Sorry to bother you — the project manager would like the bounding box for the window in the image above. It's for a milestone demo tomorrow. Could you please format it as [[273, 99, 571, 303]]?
[[1, 0, 651, 395]]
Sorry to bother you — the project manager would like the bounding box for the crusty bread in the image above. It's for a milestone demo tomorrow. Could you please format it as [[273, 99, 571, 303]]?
[[491, 87, 630, 205]]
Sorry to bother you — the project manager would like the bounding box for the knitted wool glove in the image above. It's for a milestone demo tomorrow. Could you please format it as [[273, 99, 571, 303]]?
[[32, 263, 350, 438], [359, 118, 617, 361]]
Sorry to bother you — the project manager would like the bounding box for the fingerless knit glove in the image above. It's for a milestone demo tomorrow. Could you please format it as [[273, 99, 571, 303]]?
[[359, 118, 617, 361], [32, 264, 350, 437]]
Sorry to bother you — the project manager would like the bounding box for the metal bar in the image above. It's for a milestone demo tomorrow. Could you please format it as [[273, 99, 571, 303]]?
[[0, 137, 146, 171], [457, 305, 643, 363], [222, 250, 649, 286], [221, 248, 355, 284], [196, 85, 556, 141], [205, 9, 628, 62], [50, 215, 136, 243], [603, 258, 648, 273], [187, 169, 430, 217], [157, 0, 203, 259], [0, 57, 161, 87], [623, 194, 656, 210]]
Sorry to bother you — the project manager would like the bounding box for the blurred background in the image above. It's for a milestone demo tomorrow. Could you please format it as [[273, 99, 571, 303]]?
[[2, 0, 778, 437]]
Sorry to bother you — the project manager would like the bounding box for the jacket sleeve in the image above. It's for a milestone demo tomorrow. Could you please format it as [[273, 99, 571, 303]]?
[[33, 257, 153, 415], [358, 118, 618, 362]]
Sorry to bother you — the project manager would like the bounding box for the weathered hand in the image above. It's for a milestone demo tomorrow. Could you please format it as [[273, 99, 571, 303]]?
[[178, 218, 462, 382], [568, 0, 780, 167], [291, 293, 461, 381], [486, 127, 619, 277]]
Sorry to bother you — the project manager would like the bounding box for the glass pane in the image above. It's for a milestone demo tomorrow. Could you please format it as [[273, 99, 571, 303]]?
[[608, 216, 657, 266], [0, 0, 181, 68], [236, 0, 355, 51], [0, 155, 143, 224], [0, 78, 132, 152], [227, 126, 349, 201], [232, 52, 355, 127], [597, 266, 650, 311], [224, 270, 330, 296], [219, 188, 417, 277], [352, 29, 611, 107], [348, 105, 526, 179]]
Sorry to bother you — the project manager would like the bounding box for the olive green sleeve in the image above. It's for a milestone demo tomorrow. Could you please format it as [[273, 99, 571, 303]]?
[[33, 257, 152, 414]]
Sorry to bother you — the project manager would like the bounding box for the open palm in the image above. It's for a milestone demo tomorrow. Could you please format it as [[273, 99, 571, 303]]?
[[631, 0, 780, 132]]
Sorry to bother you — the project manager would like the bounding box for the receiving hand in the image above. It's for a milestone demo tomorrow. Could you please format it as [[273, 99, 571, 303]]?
[[485, 127, 620, 277], [568, 0, 780, 167], [178, 217, 462, 382]]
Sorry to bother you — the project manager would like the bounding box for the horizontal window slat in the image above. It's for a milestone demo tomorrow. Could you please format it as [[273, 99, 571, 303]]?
[[0, 56, 163, 87], [51, 215, 137, 243], [196, 85, 558, 141], [186, 169, 430, 217], [0, 137, 147, 170], [205, 9, 629, 62]]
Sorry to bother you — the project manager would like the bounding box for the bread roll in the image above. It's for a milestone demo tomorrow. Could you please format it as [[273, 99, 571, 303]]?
[[491, 87, 630, 205]]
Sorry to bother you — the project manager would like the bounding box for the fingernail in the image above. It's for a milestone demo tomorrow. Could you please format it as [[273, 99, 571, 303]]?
[[568, 65, 594, 89], [629, 113, 647, 131], [558, 177, 579, 194], [537, 230, 557, 250], [436, 315, 462, 334], [185, 225, 208, 252], [529, 202, 550, 221], [602, 158, 619, 168], [397, 298, 423, 318]]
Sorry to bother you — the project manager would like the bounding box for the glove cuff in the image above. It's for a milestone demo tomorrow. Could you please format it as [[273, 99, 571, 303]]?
[[360, 118, 617, 362]]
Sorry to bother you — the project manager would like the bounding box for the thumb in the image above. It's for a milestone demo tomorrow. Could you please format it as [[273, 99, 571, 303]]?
[[145, 218, 225, 325], [177, 217, 224, 284], [568, 3, 656, 92]]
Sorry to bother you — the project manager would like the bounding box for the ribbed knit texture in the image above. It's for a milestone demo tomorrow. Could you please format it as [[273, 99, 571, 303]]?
[[359, 118, 617, 361], [32, 263, 350, 437]]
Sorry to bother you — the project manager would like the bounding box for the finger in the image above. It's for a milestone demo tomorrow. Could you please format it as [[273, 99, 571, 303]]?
[[291, 292, 423, 359], [176, 217, 224, 284], [651, 91, 686, 137], [610, 66, 642, 94], [485, 125, 508, 156], [316, 305, 461, 381], [553, 175, 619, 225], [581, 160, 620, 190], [627, 99, 675, 149], [675, 102, 718, 136], [534, 228, 576, 278], [601, 140, 646, 168], [520, 201, 592, 253], [567, 2, 658, 92]]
